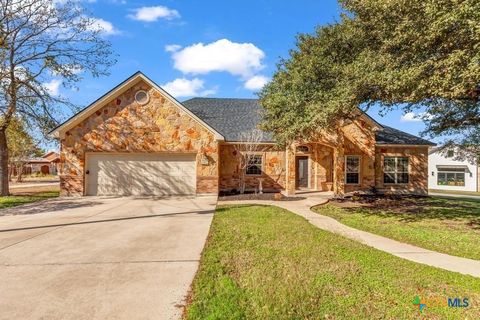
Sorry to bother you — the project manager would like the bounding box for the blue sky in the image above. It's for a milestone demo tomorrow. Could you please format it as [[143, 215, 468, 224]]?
[[53, 0, 431, 141]]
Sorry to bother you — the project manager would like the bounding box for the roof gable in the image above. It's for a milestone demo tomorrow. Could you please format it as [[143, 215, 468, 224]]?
[[50, 72, 224, 140]]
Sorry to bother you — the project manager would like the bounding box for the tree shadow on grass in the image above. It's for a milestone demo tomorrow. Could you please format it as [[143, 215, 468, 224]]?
[[341, 196, 480, 229]]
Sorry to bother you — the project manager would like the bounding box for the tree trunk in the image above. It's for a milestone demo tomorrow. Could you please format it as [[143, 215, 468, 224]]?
[[16, 165, 23, 182], [0, 128, 9, 196]]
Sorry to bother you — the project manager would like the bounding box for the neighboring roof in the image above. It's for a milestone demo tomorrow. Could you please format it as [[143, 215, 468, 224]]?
[[49, 72, 224, 141], [375, 125, 436, 146], [27, 152, 60, 164], [183, 97, 435, 146], [42, 151, 59, 161], [436, 165, 471, 172], [182, 98, 274, 142], [27, 158, 51, 163]]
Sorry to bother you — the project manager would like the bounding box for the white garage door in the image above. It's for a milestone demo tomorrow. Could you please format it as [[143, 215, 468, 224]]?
[[85, 153, 196, 196]]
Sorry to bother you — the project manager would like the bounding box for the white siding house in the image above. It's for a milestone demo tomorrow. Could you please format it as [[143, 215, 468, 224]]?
[[428, 148, 479, 192]]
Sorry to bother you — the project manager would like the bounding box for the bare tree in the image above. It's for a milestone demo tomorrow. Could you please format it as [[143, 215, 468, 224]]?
[[0, 0, 116, 195], [232, 129, 266, 194]]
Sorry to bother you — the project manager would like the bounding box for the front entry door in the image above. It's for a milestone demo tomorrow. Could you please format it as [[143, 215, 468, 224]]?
[[296, 156, 309, 188]]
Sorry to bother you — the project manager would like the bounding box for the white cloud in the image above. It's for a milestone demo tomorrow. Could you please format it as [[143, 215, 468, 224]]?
[[400, 112, 432, 122], [165, 44, 182, 53], [400, 112, 421, 122], [244, 75, 270, 90], [87, 18, 119, 35], [170, 39, 265, 78], [161, 78, 216, 98], [44, 79, 62, 96], [128, 6, 180, 22]]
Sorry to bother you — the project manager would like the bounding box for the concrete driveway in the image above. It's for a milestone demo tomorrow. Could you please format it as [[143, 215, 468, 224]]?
[[0, 196, 217, 320]]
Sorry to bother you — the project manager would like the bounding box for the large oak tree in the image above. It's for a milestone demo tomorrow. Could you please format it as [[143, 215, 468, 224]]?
[[260, 0, 480, 160], [0, 0, 115, 195]]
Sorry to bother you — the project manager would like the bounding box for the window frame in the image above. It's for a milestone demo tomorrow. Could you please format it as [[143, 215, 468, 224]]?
[[134, 90, 150, 105], [245, 153, 264, 176], [437, 170, 465, 187], [383, 156, 409, 185], [345, 155, 361, 185]]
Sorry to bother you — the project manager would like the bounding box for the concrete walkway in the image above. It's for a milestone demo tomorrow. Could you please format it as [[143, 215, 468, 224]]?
[[429, 191, 480, 200], [219, 195, 480, 278]]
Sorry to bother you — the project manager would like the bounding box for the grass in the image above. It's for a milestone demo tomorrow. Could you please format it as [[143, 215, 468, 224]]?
[[185, 205, 480, 319], [312, 197, 480, 261], [0, 191, 59, 210]]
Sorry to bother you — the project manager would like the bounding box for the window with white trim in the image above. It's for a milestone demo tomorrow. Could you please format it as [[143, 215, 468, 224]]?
[[384, 157, 409, 184], [345, 156, 360, 184], [437, 168, 465, 186], [245, 154, 263, 175]]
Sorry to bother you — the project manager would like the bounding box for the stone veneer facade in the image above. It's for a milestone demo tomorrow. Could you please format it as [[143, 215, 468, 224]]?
[[58, 79, 430, 197], [218, 144, 286, 192], [375, 146, 429, 194], [217, 117, 429, 196], [60, 80, 219, 196]]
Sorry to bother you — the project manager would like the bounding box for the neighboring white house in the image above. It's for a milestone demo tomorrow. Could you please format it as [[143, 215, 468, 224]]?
[[428, 148, 479, 192]]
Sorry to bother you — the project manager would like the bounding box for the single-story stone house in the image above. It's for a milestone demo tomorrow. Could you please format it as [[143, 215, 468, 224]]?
[[51, 72, 435, 197]]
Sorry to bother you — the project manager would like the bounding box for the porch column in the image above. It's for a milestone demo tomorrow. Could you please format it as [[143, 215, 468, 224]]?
[[333, 135, 345, 196], [314, 143, 319, 190], [285, 144, 296, 196]]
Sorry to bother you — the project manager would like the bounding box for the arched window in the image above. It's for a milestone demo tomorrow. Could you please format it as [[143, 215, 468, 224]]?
[[296, 145, 309, 153]]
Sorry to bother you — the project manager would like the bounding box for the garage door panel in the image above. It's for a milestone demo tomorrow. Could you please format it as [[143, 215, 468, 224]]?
[[86, 154, 196, 196]]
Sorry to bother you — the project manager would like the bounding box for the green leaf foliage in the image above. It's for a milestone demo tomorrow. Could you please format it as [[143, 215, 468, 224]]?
[[260, 0, 480, 155], [7, 117, 43, 164]]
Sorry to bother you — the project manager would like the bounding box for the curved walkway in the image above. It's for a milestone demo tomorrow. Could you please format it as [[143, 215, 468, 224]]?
[[218, 196, 480, 278]]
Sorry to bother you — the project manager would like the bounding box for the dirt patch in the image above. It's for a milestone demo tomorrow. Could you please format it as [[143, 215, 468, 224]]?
[[218, 192, 305, 202], [330, 195, 433, 213]]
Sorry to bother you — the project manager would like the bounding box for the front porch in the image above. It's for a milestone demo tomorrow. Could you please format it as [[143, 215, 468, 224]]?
[[285, 142, 345, 196]]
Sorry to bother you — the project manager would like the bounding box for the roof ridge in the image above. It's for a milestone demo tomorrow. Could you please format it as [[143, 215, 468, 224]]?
[[376, 124, 435, 146], [382, 125, 422, 136]]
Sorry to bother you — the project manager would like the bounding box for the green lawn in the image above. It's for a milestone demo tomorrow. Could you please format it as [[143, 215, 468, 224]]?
[[185, 205, 480, 319], [0, 191, 59, 210], [312, 197, 480, 261]]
